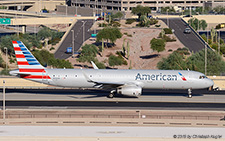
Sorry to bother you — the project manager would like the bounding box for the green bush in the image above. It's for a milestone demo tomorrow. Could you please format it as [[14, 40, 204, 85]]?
[[155, 24, 161, 27], [125, 19, 136, 24], [150, 38, 165, 53], [163, 28, 172, 34], [108, 55, 127, 67], [95, 61, 106, 69], [112, 21, 121, 27], [149, 18, 158, 25], [211, 43, 218, 50], [98, 23, 108, 27], [220, 44, 225, 54], [124, 32, 132, 37]]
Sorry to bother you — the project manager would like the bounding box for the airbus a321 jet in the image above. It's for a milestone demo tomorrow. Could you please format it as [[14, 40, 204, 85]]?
[[10, 41, 214, 98]]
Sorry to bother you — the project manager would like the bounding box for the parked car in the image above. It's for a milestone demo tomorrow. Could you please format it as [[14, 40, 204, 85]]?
[[96, 17, 104, 21], [184, 28, 191, 34], [183, 15, 193, 18]]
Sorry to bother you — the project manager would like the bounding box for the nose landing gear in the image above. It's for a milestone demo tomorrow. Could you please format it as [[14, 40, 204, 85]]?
[[188, 88, 192, 98]]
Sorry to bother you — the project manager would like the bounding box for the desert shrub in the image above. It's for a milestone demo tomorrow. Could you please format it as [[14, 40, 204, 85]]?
[[163, 28, 172, 34], [149, 18, 158, 25], [108, 54, 127, 67], [112, 21, 121, 27], [150, 38, 165, 53], [125, 19, 136, 24], [163, 35, 176, 42], [98, 23, 108, 27]]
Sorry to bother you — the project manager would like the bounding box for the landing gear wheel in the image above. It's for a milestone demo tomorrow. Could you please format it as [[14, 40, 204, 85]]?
[[108, 93, 114, 98], [188, 88, 192, 98], [108, 90, 116, 98]]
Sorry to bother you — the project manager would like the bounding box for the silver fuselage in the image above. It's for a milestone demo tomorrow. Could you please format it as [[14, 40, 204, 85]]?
[[36, 69, 213, 90]]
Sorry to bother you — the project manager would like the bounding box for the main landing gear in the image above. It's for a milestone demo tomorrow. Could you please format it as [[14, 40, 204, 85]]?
[[108, 90, 116, 98], [188, 88, 192, 98]]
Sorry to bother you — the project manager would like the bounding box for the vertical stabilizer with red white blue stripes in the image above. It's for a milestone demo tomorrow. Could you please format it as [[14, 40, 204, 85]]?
[[12, 41, 51, 83]]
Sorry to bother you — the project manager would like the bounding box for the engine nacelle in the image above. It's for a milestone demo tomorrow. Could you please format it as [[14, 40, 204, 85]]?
[[117, 85, 142, 97]]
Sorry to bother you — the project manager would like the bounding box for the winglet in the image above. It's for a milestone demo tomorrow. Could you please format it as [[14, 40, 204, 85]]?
[[91, 61, 99, 69]]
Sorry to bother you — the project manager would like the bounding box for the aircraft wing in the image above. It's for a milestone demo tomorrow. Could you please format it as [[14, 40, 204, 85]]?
[[82, 71, 138, 89]]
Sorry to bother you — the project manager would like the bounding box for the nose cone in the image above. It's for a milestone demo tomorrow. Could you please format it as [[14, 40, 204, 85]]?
[[207, 79, 214, 88]]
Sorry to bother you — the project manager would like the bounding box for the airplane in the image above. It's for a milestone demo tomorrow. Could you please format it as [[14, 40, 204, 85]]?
[[9, 41, 214, 98]]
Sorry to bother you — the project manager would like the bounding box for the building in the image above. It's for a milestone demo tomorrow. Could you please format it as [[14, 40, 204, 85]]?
[[69, 0, 224, 12]]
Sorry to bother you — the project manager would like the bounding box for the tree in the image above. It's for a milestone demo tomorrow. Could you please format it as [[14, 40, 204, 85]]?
[[187, 49, 225, 75], [200, 20, 207, 30], [157, 51, 187, 70], [37, 27, 51, 40], [150, 38, 166, 53], [113, 12, 123, 20], [139, 15, 150, 27], [131, 5, 151, 20], [77, 44, 98, 63], [33, 49, 73, 68], [161, 7, 175, 14], [96, 27, 122, 47], [188, 18, 207, 31], [157, 49, 225, 75]]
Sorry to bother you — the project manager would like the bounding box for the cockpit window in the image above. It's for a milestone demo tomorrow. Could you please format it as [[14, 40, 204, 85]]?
[[199, 75, 207, 79]]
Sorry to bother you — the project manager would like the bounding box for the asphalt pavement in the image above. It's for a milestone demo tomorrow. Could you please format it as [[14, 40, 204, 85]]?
[[1, 89, 225, 110], [54, 19, 95, 59], [161, 18, 205, 52]]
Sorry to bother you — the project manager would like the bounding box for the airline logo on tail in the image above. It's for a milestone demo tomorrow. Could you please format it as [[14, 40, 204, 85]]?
[[178, 72, 187, 81], [12, 41, 50, 80]]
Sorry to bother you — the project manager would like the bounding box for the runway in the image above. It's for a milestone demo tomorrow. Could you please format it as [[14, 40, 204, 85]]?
[[1, 89, 225, 110]]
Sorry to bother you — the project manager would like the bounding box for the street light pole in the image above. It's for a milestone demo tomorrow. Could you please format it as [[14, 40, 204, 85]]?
[[3, 80, 6, 124], [76, 0, 77, 16], [71, 30, 74, 58], [4, 47, 7, 72], [82, 21, 87, 45], [205, 44, 207, 75], [66, 5, 67, 16], [167, 9, 169, 28]]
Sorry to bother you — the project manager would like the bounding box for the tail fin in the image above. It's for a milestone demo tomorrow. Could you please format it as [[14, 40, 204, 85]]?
[[12, 41, 45, 72], [11, 41, 51, 81]]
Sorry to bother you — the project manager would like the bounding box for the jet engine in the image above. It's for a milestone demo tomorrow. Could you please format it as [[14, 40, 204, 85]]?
[[117, 85, 142, 97]]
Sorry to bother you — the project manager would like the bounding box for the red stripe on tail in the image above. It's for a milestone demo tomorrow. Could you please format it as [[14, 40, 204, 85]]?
[[17, 61, 29, 65], [14, 47, 21, 51], [16, 54, 25, 58]]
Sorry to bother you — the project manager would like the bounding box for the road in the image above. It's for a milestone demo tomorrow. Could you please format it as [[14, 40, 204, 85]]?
[[161, 18, 205, 52], [54, 19, 95, 59], [1, 89, 225, 110]]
